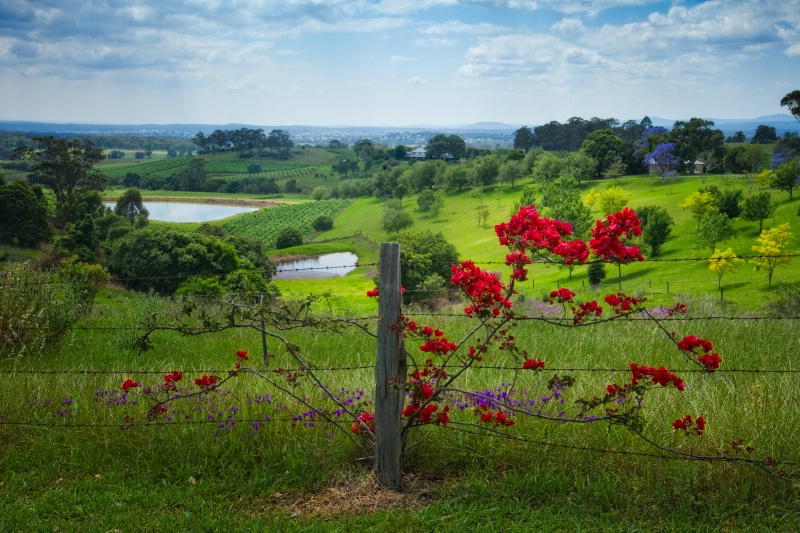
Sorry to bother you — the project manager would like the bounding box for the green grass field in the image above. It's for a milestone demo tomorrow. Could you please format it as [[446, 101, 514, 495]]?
[[5, 154, 800, 529], [312, 173, 800, 310], [2, 285, 799, 530]]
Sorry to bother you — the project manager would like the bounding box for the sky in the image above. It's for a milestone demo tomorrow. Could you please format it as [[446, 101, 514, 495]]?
[[1, 0, 799, 127]]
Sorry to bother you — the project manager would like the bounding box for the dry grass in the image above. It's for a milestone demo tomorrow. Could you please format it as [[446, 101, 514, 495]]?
[[274, 471, 439, 519]]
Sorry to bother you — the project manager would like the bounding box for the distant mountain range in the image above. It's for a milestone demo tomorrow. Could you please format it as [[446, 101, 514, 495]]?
[[0, 115, 797, 141]]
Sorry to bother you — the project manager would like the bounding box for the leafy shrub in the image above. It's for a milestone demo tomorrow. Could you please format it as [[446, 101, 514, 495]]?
[[766, 284, 800, 318], [275, 227, 303, 249], [312, 215, 334, 232], [0, 260, 109, 356], [587, 262, 606, 286]]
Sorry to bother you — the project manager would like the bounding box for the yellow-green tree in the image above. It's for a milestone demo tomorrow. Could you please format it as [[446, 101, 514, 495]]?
[[679, 191, 715, 229], [709, 248, 743, 301], [750, 223, 794, 288], [584, 185, 631, 215]]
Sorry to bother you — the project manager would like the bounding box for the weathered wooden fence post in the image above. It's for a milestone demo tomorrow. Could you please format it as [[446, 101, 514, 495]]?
[[375, 242, 406, 490]]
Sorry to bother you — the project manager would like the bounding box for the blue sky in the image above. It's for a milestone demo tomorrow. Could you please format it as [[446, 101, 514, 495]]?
[[1, 0, 798, 126]]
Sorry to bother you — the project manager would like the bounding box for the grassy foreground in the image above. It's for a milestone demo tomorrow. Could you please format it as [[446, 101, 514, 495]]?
[[2, 288, 800, 530]]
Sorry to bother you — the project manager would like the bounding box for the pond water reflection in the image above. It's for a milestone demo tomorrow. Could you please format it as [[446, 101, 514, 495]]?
[[274, 252, 358, 280], [103, 202, 258, 222]]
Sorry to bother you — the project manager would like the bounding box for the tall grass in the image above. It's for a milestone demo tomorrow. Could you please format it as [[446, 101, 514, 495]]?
[[1, 290, 799, 528]]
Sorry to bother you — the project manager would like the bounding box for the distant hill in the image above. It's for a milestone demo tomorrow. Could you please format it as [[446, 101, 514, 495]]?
[[649, 115, 800, 138]]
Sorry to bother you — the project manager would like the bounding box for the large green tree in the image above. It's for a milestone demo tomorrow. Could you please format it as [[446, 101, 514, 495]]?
[[398, 230, 459, 302], [669, 118, 725, 174], [741, 191, 777, 232], [107, 227, 241, 293], [694, 209, 736, 254], [771, 160, 800, 199], [114, 187, 149, 224], [636, 205, 674, 256], [15, 136, 106, 224], [579, 129, 624, 176], [780, 90, 800, 122], [0, 180, 51, 247], [512, 126, 536, 153], [266, 129, 294, 157], [425, 134, 466, 160]]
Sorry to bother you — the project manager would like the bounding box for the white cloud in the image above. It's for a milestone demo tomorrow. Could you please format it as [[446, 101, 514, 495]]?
[[418, 20, 508, 36], [404, 76, 428, 85], [390, 55, 413, 63]]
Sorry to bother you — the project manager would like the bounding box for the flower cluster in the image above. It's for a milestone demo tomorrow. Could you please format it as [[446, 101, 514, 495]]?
[[476, 404, 515, 427], [630, 363, 685, 391], [451, 260, 513, 317], [366, 288, 379, 298], [672, 414, 706, 435], [121, 379, 139, 392], [402, 402, 449, 425], [571, 300, 603, 325], [163, 370, 183, 390], [522, 358, 545, 370], [549, 288, 576, 304], [677, 335, 722, 371], [194, 375, 219, 390], [604, 292, 644, 314], [496, 205, 589, 264], [351, 412, 375, 434], [589, 208, 644, 263]]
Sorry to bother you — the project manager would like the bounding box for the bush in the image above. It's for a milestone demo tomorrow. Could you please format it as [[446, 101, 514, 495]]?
[[275, 227, 304, 249], [0, 260, 109, 356], [107, 227, 240, 293], [588, 262, 606, 286], [312, 215, 334, 232]]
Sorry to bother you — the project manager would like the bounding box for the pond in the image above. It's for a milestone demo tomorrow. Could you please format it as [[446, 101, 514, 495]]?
[[103, 202, 258, 223], [274, 252, 358, 280]]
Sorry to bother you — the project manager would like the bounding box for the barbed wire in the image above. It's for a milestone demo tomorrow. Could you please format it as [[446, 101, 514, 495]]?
[[2, 364, 798, 376]]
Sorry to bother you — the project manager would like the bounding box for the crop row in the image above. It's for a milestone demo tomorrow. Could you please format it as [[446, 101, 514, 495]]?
[[223, 199, 352, 248], [204, 159, 307, 174], [228, 166, 321, 181], [101, 158, 192, 179]]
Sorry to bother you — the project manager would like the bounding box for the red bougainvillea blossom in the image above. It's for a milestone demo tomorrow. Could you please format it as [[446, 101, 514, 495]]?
[[673, 414, 706, 435], [589, 207, 644, 263], [194, 375, 218, 390], [604, 292, 644, 314], [351, 412, 375, 434], [522, 358, 545, 370], [630, 363, 685, 391], [549, 288, 576, 304], [677, 335, 722, 371], [451, 260, 513, 317]]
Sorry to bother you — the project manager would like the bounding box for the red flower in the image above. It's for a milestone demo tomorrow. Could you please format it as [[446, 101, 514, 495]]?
[[695, 416, 707, 434], [549, 287, 575, 304], [522, 358, 545, 370], [194, 375, 218, 390], [121, 379, 139, 392], [366, 288, 379, 298], [164, 370, 183, 383], [236, 350, 249, 360], [480, 412, 494, 423], [351, 412, 376, 434]]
